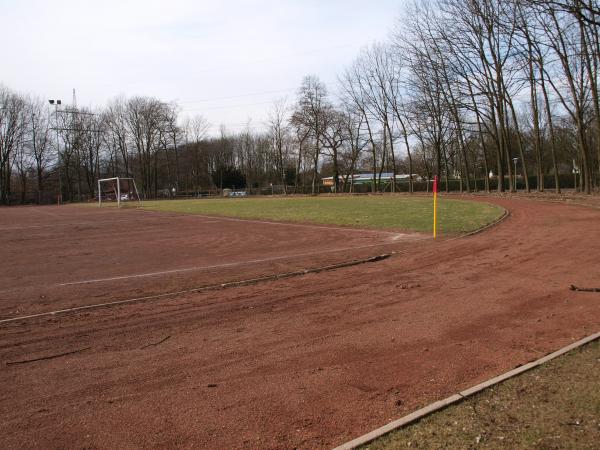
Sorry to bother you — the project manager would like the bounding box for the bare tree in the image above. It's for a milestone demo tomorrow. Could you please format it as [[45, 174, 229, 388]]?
[[0, 86, 27, 204], [289, 114, 311, 193], [27, 98, 53, 202], [293, 75, 329, 194], [105, 97, 130, 177], [183, 115, 210, 194], [268, 98, 289, 194], [320, 107, 347, 193], [340, 61, 381, 192], [340, 107, 368, 192], [537, 3, 594, 192], [125, 96, 166, 198]]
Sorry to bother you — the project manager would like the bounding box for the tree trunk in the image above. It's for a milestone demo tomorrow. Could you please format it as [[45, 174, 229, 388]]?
[[506, 94, 530, 192], [539, 66, 561, 193]]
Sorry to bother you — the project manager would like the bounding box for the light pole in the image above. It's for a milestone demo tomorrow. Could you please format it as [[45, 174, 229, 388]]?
[[512, 157, 518, 192], [49, 99, 62, 205]]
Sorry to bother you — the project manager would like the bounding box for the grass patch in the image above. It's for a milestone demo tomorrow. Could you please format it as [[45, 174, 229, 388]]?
[[120, 195, 503, 234], [362, 338, 600, 449]]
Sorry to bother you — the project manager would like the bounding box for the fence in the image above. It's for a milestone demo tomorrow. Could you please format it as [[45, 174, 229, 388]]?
[[3, 173, 595, 205]]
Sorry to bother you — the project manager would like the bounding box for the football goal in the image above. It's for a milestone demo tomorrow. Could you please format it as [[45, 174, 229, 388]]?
[[97, 177, 142, 207]]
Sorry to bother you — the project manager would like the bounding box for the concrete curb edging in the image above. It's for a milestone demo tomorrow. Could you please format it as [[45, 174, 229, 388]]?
[[461, 207, 509, 238], [0, 253, 392, 325], [450, 206, 509, 241], [332, 330, 600, 450]]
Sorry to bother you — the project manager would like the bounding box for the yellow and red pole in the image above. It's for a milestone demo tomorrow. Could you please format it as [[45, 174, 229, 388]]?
[[433, 175, 438, 239]]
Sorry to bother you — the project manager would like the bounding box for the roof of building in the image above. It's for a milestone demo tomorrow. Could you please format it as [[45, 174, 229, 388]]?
[[322, 173, 417, 182]]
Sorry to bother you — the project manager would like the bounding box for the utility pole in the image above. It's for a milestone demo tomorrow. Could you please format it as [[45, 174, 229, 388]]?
[[31, 111, 39, 203], [50, 92, 99, 204], [513, 157, 518, 192]]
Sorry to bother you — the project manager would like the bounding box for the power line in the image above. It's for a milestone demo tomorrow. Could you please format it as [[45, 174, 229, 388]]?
[[58, 109, 96, 116], [51, 127, 103, 133], [178, 88, 296, 104], [188, 42, 363, 75], [181, 100, 280, 112], [207, 123, 269, 130], [177, 80, 339, 105]]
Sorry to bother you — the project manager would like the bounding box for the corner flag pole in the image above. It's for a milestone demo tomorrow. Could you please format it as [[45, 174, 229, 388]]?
[[433, 175, 438, 239]]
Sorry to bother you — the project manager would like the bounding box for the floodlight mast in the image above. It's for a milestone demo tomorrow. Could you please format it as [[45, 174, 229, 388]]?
[[49, 99, 62, 205]]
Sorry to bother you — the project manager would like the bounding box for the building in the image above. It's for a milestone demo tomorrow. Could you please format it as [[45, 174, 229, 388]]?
[[322, 173, 420, 188]]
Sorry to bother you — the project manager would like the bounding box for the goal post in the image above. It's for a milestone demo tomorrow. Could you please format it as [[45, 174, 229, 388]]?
[[97, 177, 142, 207]]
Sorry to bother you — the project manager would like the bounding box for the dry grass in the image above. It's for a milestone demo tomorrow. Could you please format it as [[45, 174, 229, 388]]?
[[363, 338, 600, 449]]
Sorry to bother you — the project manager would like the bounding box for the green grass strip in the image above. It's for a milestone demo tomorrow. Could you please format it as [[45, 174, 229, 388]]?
[[121, 195, 503, 234]]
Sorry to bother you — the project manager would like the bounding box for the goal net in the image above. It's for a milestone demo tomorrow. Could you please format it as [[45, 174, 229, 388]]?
[[97, 177, 141, 207]]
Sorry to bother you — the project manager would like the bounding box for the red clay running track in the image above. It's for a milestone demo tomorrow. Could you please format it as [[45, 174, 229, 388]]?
[[1, 197, 600, 449], [0, 206, 417, 319]]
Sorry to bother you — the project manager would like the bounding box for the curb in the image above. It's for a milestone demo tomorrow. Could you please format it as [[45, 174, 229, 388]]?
[[440, 205, 509, 242], [332, 330, 600, 450], [459, 207, 509, 238]]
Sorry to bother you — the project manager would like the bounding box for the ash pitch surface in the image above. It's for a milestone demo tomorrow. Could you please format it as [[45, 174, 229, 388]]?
[[1, 198, 600, 449]]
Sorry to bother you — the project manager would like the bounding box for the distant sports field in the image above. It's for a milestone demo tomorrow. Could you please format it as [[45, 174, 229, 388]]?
[[135, 195, 504, 234]]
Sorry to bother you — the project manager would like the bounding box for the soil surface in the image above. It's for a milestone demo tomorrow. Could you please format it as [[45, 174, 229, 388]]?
[[0, 205, 414, 319], [1, 197, 600, 449]]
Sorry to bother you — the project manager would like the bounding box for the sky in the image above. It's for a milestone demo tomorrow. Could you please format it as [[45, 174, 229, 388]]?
[[1, 0, 401, 135]]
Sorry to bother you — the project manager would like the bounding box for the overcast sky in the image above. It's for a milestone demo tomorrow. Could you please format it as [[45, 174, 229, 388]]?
[[2, 0, 400, 134]]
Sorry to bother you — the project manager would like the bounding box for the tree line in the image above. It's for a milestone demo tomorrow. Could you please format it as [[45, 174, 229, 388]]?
[[1, 0, 599, 204]]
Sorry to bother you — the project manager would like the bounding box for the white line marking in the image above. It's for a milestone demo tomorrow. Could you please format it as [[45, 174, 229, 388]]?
[[0, 210, 401, 236], [0, 290, 193, 325], [58, 241, 403, 286], [0, 219, 146, 231], [0, 253, 394, 324], [137, 208, 403, 236]]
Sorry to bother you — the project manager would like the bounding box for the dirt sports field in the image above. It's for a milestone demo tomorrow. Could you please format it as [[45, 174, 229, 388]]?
[[1, 196, 600, 449]]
